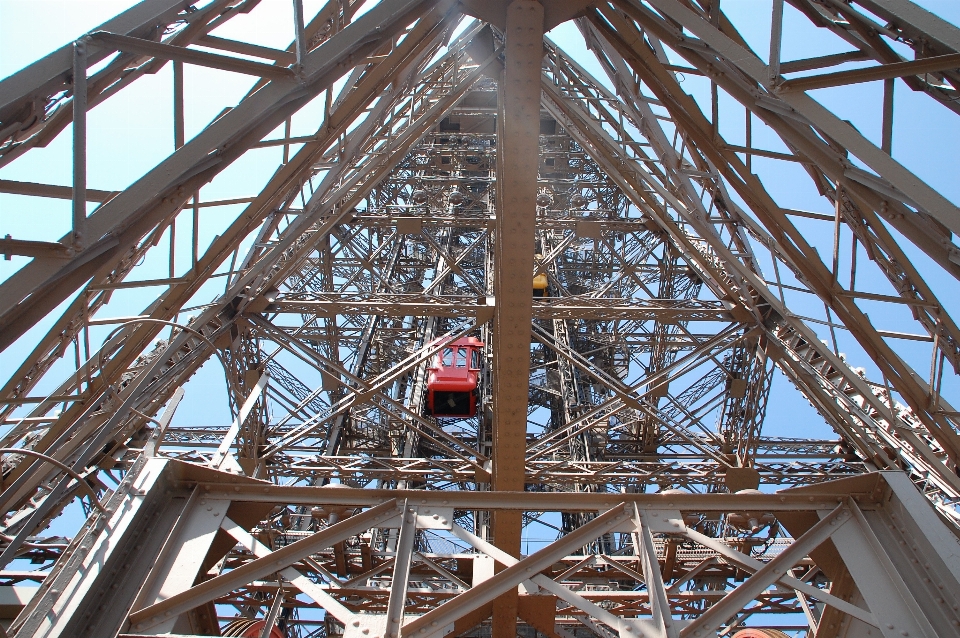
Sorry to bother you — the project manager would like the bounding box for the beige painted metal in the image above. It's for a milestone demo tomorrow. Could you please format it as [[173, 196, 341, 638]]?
[[1, 1, 960, 636], [490, 1, 544, 634]]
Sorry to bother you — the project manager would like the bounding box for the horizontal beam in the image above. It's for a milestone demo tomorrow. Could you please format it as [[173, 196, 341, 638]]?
[[0, 237, 72, 260], [187, 480, 884, 511], [0, 178, 116, 202], [778, 50, 869, 75], [203, 455, 863, 485], [87, 277, 186, 290], [779, 52, 960, 92], [196, 34, 298, 65], [723, 144, 812, 164], [89, 31, 296, 80], [267, 296, 733, 321]]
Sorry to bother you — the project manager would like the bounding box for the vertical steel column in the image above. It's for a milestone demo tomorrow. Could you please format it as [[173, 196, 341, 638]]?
[[882, 78, 895, 154], [174, 61, 185, 150], [492, 1, 543, 636], [385, 501, 416, 638], [293, 0, 307, 71], [768, 0, 783, 80], [72, 40, 88, 248]]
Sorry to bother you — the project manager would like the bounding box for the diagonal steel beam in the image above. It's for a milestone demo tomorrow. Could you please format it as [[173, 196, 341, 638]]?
[[128, 499, 401, 632], [88, 31, 296, 79], [0, 0, 434, 353]]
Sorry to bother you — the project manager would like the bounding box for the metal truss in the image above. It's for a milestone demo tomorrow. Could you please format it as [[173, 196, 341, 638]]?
[[1, 1, 960, 637]]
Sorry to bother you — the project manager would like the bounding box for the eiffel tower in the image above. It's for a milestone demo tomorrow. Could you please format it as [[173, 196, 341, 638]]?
[[1, 1, 959, 637]]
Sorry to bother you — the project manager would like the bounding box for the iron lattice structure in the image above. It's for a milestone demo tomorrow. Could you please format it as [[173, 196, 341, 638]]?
[[0, 1, 959, 637]]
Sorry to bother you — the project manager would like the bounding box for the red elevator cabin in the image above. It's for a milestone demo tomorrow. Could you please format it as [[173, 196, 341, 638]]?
[[425, 336, 484, 418]]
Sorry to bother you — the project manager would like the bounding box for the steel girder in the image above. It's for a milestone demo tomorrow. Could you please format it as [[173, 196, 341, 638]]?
[[7, 458, 960, 638], [1, 1, 960, 637]]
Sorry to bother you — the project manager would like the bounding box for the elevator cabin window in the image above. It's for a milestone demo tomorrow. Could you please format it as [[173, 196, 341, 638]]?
[[426, 336, 484, 418]]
